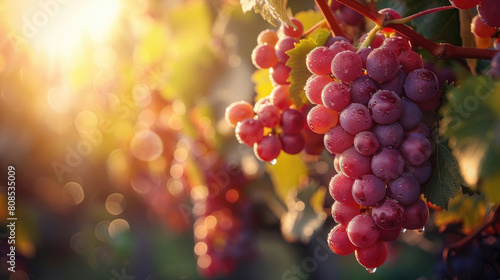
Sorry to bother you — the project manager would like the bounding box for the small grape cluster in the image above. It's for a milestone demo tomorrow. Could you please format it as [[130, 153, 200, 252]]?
[[302, 33, 438, 271], [225, 18, 325, 162], [450, 0, 500, 49]]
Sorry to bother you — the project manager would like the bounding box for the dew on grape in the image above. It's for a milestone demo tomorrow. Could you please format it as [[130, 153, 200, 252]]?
[[366, 267, 377, 274], [401, 228, 407, 233], [270, 159, 277, 165], [418, 226, 425, 233]]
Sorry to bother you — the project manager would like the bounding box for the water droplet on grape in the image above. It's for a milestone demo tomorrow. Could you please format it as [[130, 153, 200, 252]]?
[[401, 228, 407, 233], [269, 159, 277, 165], [366, 267, 377, 274], [418, 226, 425, 232]]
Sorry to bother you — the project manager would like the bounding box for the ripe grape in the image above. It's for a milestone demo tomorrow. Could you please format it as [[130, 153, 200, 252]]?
[[402, 198, 429, 230], [281, 17, 304, 39], [331, 51, 363, 82], [339, 103, 372, 135], [257, 29, 279, 46], [329, 173, 356, 204], [356, 47, 373, 69], [350, 75, 378, 105], [377, 227, 401, 242], [251, 44, 278, 69], [404, 69, 440, 103], [328, 224, 357, 255], [339, 147, 372, 179], [400, 133, 432, 166], [368, 90, 403, 125], [398, 51, 424, 74], [378, 69, 406, 96], [322, 81, 351, 111], [387, 173, 421, 205], [270, 62, 291, 85], [355, 241, 388, 269], [254, 135, 282, 161], [280, 133, 305, 154], [372, 198, 405, 230], [324, 125, 355, 155], [471, 15, 496, 38], [404, 160, 432, 184], [281, 108, 305, 134], [381, 36, 412, 55], [329, 41, 356, 57], [306, 46, 335, 75], [307, 105, 339, 134], [305, 75, 335, 105], [354, 131, 380, 156], [398, 98, 422, 130], [352, 174, 387, 207], [235, 118, 264, 146], [225, 101, 254, 127], [331, 201, 360, 225], [338, 5, 364, 26], [275, 37, 298, 62], [373, 122, 404, 148], [256, 104, 281, 128], [347, 213, 380, 248], [371, 147, 404, 181], [270, 85, 291, 110], [366, 47, 399, 82]]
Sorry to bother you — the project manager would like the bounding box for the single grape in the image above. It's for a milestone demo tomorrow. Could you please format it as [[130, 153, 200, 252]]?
[[331, 201, 360, 225], [324, 125, 355, 155], [270, 62, 291, 85], [404, 160, 432, 184], [338, 5, 364, 26], [256, 104, 281, 128], [328, 224, 357, 255], [329, 173, 356, 204], [270, 85, 291, 111], [355, 241, 388, 269], [254, 96, 272, 113], [339, 103, 372, 135], [471, 15, 496, 38], [450, 0, 482, 10], [377, 227, 401, 242], [303, 126, 325, 155], [354, 131, 380, 156], [350, 75, 378, 105], [372, 198, 405, 230], [347, 213, 380, 248], [307, 105, 339, 134], [257, 29, 279, 46], [378, 69, 407, 97], [400, 133, 432, 166], [329, 41, 356, 57], [275, 37, 298, 62], [371, 147, 405, 181], [398, 98, 422, 130], [404, 69, 440, 103], [235, 118, 264, 146], [280, 133, 305, 154], [359, 33, 385, 49], [381, 36, 412, 55], [325, 36, 350, 47], [478, 0, 500, 28], [398, 51, 424, 74], [339, 147, 372, 179], [368, 90, 403, 124], [281, 17, 304, 38], [352, 174, 387, 207], [225, 101, 254, 127], [387, 173, 421, 206], [251, 44, 279, 69], [306, 46, 335, 75], [373, 123, 404, 149], [366, 47, 400, 82], [331, 50, 363, 82], [305, 75, 334, 105], [329, 0, 342, 11], [356, 47, 373, 69], [254, 135, 281, 162], [281, 108, 305, 134], [404, 122, 430, 138], [402, 198, 429, 230], [322, 81, 351, 111], [378, 8, 401, 33]]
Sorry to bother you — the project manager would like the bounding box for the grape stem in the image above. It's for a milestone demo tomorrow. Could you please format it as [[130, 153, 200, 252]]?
[[443, 205, 500, 280], [358, 25, 382, 49], [313, 0, 349, 39], [387, 6, 455, 25], [302, 19, 327, 37], [333, 0, 500, 60]]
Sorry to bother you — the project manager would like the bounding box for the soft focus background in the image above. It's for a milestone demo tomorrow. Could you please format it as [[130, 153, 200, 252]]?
[[0, 0, 462, 279]]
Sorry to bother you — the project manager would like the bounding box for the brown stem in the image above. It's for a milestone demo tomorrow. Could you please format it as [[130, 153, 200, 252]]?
[[313, 0, 348, 38], [336, 0, 384, 25], [443, 205, 500, 280]]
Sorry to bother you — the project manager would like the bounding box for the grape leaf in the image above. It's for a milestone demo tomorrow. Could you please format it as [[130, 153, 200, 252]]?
[[251, 68, 273, 102], [434, 192, 487, 233], [266, 152, 308, 203], [240, 0, 295, 28], [286, 29, 330, 108]]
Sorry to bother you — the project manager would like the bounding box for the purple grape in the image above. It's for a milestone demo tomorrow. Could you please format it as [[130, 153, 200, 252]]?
[[354, 131, 380, 156], [478, 0, 500, 28], [404, 122, 430, 138], [275, 37, 298, 62], [280, 133, 305, 154], [378, 69, 407, 97], [359, 33, 385, 49], [329, 173, 356, 204], [324, 125, 354, 155], [372, 198, 405, 230], [398, 50, 424, 74], [404, 69, 440, 103], [350, 75, 378, 106], [254, 135, 282, 161], [402, 198, 429, 230], [400, 133, 432, 166], [347, 214, 380, 248], [256, 104, 281, 128], [339, 147, 372, 179], [235, 118, 264, 146], [331, 201, 360, 225], [305, 75, 334, 105], [387, 173, 421, 206], [377, 227, 401, 242], [371, 147, 404, 181], [322, 81, 351, 111], [280, 108, 305, 134], [331, 51, 362, 82], [356, 47, 373, 69], [306, 46, 336, 75], [404, 160, 432, 184], [328, 41, 355, 57], [366, 47, 399, 82], [398, 98, 422, 130], [337, 5, 364, 26], [325, 35, 350, 47], [381, 36, 411, 55], [368, 90, 403, 124], [339, 103, 373, 135], [373, 122, 404, 148], [352, 174, 387, 207]]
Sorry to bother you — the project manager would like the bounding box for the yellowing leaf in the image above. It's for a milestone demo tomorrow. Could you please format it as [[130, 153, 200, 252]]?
[[434, 192, 487, 234], [295, 10, 325, 40], [266, 153, 308, 203], [251, 68, 273, 102], [240, 0, 295, 28]]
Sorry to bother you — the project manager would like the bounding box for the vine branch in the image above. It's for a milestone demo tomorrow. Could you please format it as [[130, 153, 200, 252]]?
[[313, 0, 349, 39]]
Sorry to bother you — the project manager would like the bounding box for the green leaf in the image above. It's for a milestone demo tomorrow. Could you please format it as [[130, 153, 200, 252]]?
[[423, 140, 463, 210], [240, 0, 295, 28], [285, 29, 329, 108]]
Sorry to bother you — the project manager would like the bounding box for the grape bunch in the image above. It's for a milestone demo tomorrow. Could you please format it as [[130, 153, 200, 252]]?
[[450, 0, 500, 49], [225, 18, 325, 162], [303, 34, 437, 271]]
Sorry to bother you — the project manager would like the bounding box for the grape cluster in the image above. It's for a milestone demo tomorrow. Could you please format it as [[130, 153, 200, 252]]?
[[225, 18, 325, 162], [303, 34, 437, 271], [450, 0, 500, 49]]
